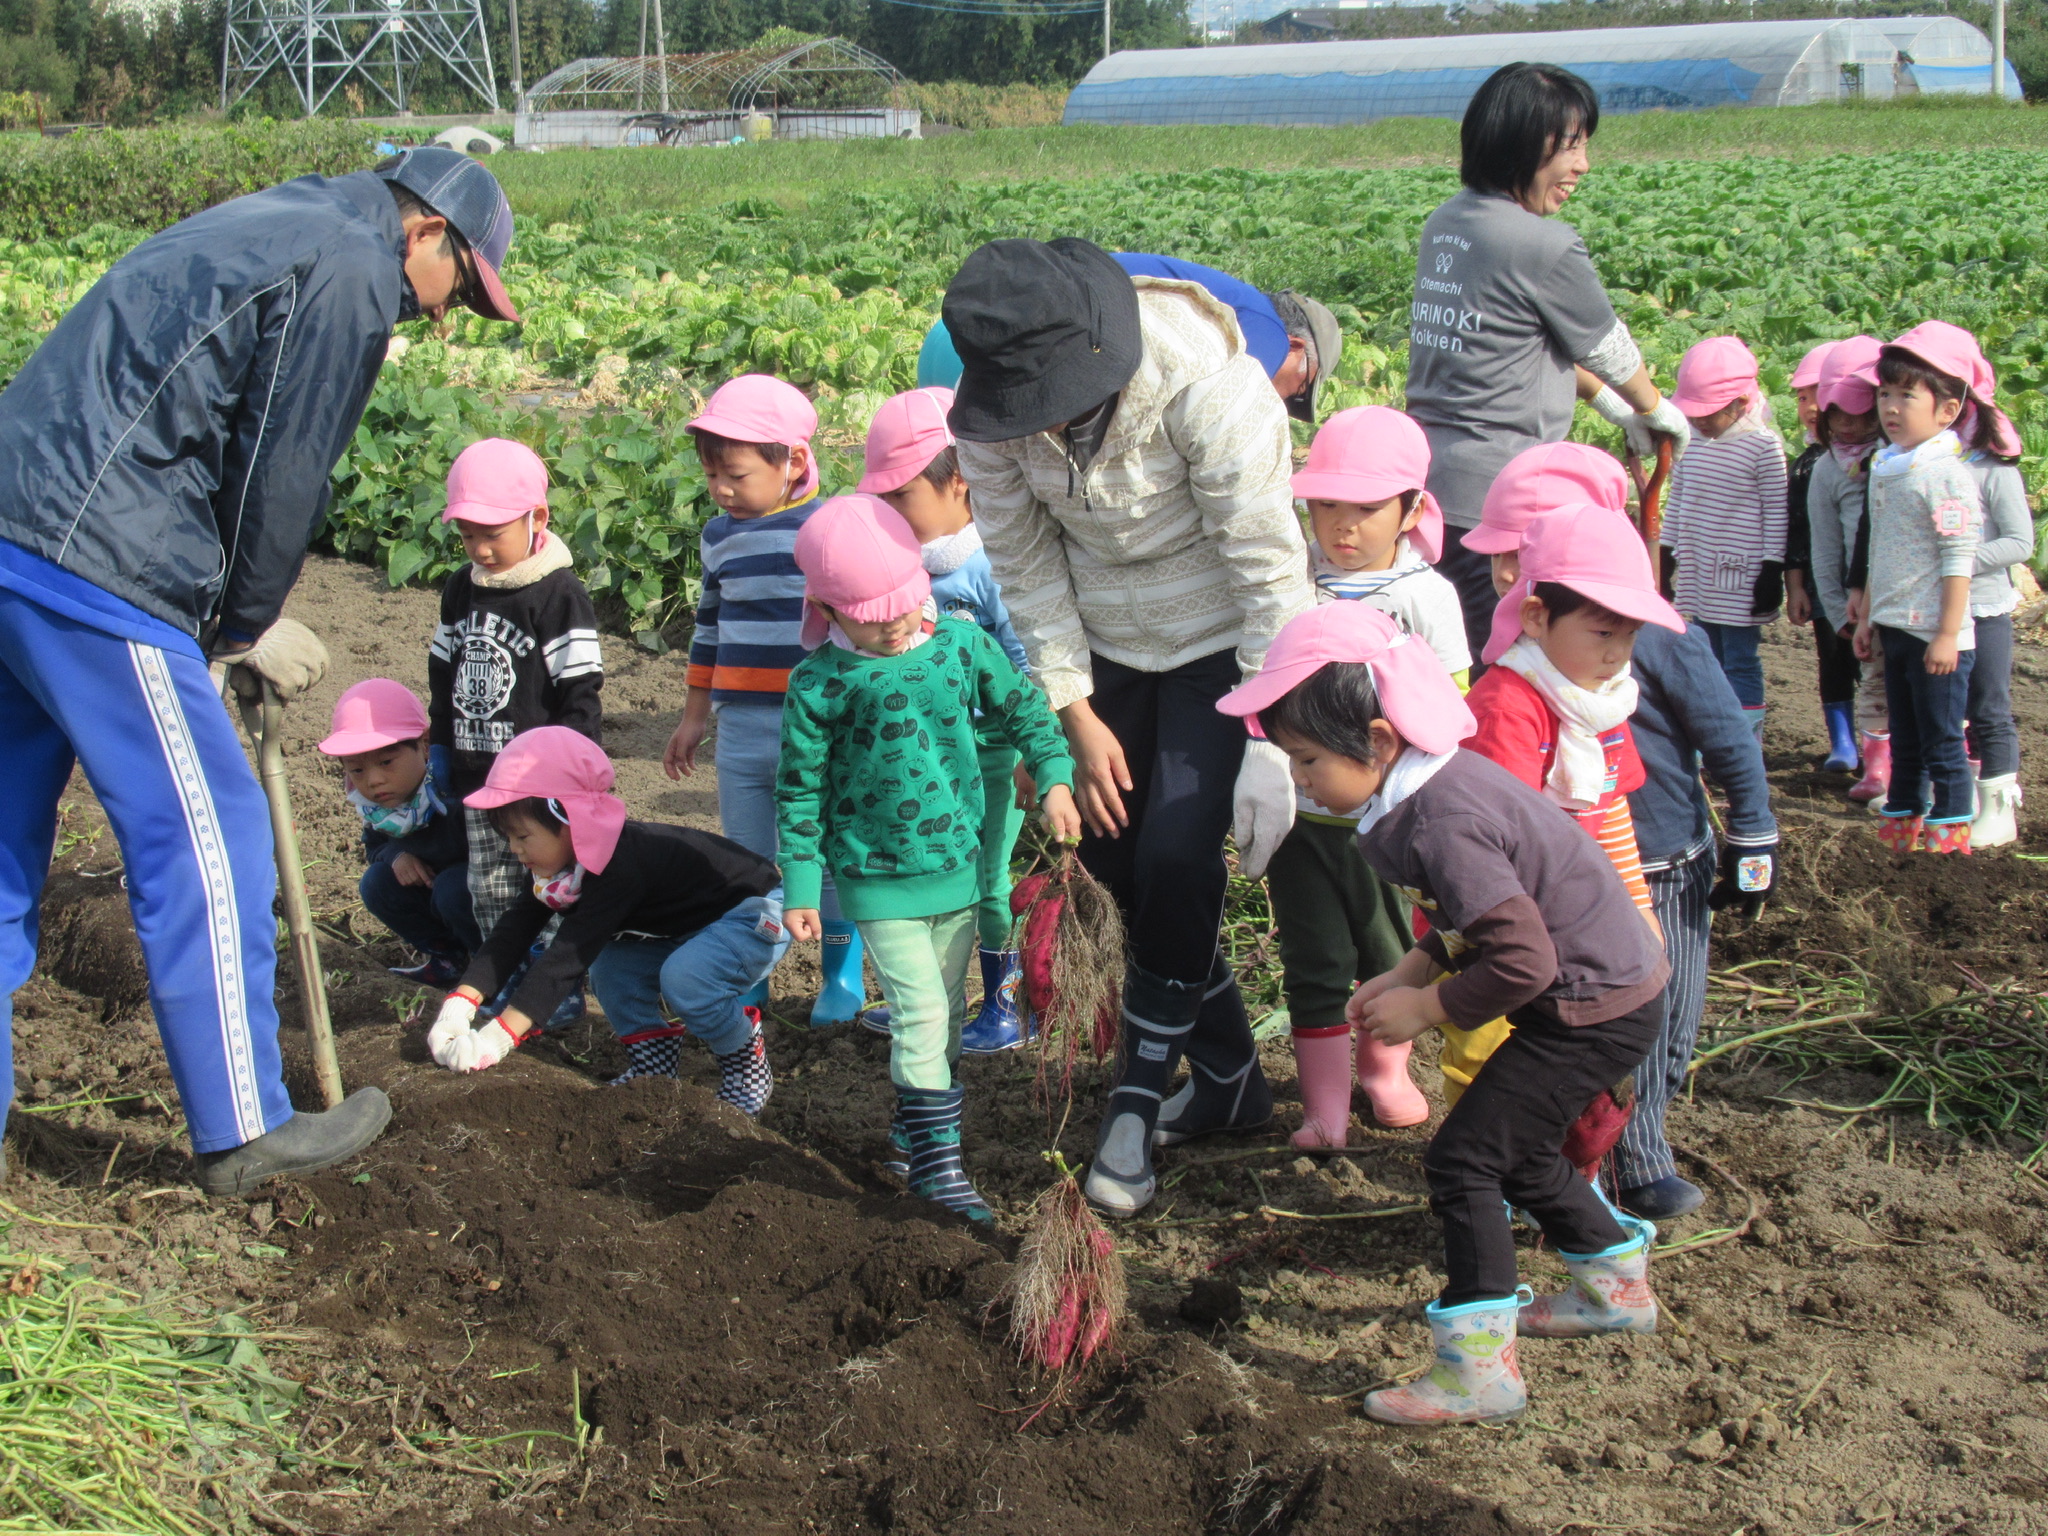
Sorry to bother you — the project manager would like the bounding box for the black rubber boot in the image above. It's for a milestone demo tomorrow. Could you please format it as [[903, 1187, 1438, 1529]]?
[[1153, 952, 1273, 1147], [194, 1087, 392, 1197], [1083, 963, 1204, 1217]]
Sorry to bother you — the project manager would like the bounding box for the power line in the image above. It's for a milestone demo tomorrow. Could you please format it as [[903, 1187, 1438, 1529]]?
[[865, 0, 1102, 14]]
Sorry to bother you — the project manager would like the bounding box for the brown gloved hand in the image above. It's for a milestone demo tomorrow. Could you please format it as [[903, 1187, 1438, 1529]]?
[[217, 618, 329, 702]]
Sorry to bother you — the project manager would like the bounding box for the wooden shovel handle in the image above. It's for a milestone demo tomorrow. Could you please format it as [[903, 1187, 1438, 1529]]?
[[1638, 435, 1674, 588]]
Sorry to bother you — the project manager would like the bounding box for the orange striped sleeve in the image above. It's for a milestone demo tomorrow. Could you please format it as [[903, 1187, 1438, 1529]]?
[[685, 663, 715, 690], [1596, 798, 1654, 914], [709, 664, 792, 695]]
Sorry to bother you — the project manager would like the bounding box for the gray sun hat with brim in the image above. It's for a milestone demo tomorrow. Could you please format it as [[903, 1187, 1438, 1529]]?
[[1273, 290, 1342, 423], [943, 237, 1142, 444]]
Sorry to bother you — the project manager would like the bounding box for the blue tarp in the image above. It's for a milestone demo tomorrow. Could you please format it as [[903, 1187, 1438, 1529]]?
[[1065, 57, 1766, 126], [1907, 60, 2024, 96]]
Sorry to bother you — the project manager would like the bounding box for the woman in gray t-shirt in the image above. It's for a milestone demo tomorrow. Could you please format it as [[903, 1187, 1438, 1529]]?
[[1406, 63, 1690, 652]]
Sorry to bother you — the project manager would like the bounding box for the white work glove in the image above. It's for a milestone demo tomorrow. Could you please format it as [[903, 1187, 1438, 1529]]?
[[440, 1019, 519, 1074], [426, 993, 479, 1066], [1632, 397, 1694, 463], [1232, 739, 1297, 880], [218, 618, 330, 701]]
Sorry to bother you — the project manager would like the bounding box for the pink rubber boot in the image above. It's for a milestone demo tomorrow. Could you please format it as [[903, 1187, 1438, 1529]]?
[[1290, 1031, 1356, 1148], [1355, 1031, 1430, 1128], [1848, 732, 1890, 805]]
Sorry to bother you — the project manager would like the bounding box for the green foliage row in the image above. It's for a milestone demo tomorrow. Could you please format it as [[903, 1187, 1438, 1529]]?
[[0, 119, 376, 243]]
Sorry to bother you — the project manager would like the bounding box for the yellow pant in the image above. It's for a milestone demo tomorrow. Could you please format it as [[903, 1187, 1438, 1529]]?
[[1437, 1017, 1513, 1108]]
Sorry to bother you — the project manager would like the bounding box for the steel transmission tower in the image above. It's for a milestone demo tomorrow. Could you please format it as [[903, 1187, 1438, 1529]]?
[[221, 0, 500, 117]]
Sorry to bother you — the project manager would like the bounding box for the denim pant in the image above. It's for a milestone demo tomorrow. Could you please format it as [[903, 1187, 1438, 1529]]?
[[858, 907, 977, 1090], [587, 893, 791, 1057], [360, 850, 480, 960], [1696, 620, 1765, 709], [1878, 625, 1976, 823], [712, 700, 841, 923], [1614, 839, 1714, 1190], [1965, 612, 2019, 778]]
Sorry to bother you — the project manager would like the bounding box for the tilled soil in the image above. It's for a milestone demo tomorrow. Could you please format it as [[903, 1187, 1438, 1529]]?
[[5, 559, 2048, 1536]]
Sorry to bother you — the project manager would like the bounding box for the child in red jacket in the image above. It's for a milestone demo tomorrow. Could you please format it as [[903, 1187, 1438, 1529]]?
[[1464, 504, 1683, 924]]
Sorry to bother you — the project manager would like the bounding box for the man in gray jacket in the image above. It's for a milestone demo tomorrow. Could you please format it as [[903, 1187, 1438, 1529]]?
[[0, 147, 517, 1194]]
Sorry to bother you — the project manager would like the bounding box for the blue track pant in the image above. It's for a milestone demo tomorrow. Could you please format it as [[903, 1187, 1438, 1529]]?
[[0, 590, 293, 1153]]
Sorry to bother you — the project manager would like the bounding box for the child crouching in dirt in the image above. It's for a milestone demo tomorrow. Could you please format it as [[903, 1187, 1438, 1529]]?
[[777, 495, 1081, 1224], [858, 386, 1036, 1054], [1218, 603, 1672, 1426], [428, 727, 789, 1115], [319, 679, 477, 987]]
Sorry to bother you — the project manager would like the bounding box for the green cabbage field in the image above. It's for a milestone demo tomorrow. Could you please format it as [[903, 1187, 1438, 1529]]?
[[3, 146, 2045, 638]]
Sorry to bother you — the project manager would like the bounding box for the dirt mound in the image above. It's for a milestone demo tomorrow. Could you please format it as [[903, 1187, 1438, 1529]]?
[[281, 1055, 1520, 1536], [34, 868, 149, 1020]]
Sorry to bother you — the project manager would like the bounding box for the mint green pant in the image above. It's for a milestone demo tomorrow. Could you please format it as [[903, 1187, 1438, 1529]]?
[[976, 742, 1025, 951], [858, 908, 977, 1089]]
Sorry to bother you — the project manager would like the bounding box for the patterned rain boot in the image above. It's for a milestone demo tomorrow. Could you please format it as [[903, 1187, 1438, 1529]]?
[[1875, 808, 1924, 853], [610, 1026, 686, 1085], [1848, 732, 1891, 805], [1152, 953, 1273, 1148], [1921, 816, 1973, 857], [1354, 1031, 1430, 1128], [1520, 1215, 1660, 1338], [1970, 774, 2020, 850], [960, 948, 1029, 1054], [1289, 1030, 1355, 1149], [899, 1085, 993, 1224], [1363, 1294, 1528, 1425], [1822, 702, 1859, 773], [883, 1105, 911, 1178], [712, 1008, 773, 1116]]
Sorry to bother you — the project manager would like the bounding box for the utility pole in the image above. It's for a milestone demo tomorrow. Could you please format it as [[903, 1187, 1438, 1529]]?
[[506, 0, 522, 111], [1102, 0, 1110, 61], [653, 0, 669, 112], [1993, 0, 2007, 100]]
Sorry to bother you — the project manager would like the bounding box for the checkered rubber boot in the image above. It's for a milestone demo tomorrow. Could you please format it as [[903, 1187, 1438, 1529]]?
[[898, 1086, 992, 1223], [1519, 1215, 1660, 1338], [713, 1009, 773, 1117], [610, 1026, 686, 1085]]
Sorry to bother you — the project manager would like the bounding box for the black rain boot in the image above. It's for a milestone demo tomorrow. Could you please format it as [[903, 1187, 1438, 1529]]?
[[1083, 963, 1205, 1218], [1153, 952, 1273, 1147], [193, 1088, 392, 1197]]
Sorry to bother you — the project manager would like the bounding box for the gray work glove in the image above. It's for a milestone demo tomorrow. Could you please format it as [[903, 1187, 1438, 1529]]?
[[1232, 739, 1297, 880], [1632, 397, 1694, 463], [216, 618, 329, 701]]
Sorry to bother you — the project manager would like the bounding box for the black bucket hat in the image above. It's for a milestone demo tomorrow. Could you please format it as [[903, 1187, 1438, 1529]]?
[[943, 238, 1142, 444]]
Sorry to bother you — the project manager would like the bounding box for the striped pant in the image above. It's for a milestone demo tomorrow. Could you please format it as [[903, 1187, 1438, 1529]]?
[[1612, 837, 1715, 1189], [0, 591, 293, 1153]]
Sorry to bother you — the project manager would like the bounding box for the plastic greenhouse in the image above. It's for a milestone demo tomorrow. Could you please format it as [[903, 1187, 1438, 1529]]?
[[515, 37, 918, 149], [1062, 17, 2021, 127]]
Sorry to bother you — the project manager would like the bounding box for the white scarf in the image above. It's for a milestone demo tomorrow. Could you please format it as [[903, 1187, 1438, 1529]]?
[[471, 527, 573, 591], [1495, 635, 1637, 811], [1872, 428, 1961, 480], [1357, 745, 1456, 836], [827, 596, 939, 657], [348, 775, 444, 838], [920, 525, 983, 577]]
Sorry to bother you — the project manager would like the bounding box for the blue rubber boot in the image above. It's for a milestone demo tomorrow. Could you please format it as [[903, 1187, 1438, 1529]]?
[[1822, 702, 1859, 773], [898, 1085, 993, 1224], [738, 978, 769, 1011], [960, 948, 1029, 1054], [811, 921, 870, 1028]]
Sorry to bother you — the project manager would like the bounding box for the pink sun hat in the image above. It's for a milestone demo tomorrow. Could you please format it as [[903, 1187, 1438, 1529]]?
[[1291, 406, 1444, 563], [464, 726, 628, 874], [1482, 502, 1685, 665], [443, 438, 548, 526], [1817, 335, 1881, 417], [1886, 321, 2023, 459], [1217, 603, 1476, 754], [859, 387, 956, 495], [688, 375, 821, 500], [1670, 336, 1761, 418], [319, 679, 429, 757], [1790, 342, 1835, 392], [1466, 441, 1629, 555], [794, 494, 933, 650]]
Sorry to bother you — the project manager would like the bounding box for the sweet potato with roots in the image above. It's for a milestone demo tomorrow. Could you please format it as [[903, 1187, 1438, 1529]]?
[[1004, 1164, 1127, 1374], [1009, 848, 1124, 1100]]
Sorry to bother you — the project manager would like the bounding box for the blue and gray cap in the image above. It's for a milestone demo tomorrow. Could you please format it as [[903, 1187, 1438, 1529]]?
[[375, 145, 518, 322]]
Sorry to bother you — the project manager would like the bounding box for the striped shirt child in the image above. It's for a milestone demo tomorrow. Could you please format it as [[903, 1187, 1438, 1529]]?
[[686, 499, 824, 702], [1660, 422, 1789, 627]]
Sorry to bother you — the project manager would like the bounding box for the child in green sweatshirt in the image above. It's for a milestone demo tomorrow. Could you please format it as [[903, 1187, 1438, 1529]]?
[[778, 495, 1080, 1222]]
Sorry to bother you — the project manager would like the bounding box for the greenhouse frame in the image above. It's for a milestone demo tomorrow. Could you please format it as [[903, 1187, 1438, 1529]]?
[[516, 37, 918, 149], [1063, 17, 2022, 127]]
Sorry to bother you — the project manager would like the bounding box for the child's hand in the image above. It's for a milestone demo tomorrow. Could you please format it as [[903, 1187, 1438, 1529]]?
[[1355, 985, 1446, 1046], [1852, 621, 1875, 662], [1039, 783, 1082, 843], [785, 908, 822, 943], [1344, 971, 1401, 1027], [663, 715, 709, 779], [391, 851, 435, 888], [1925, 634, 1960, 675], [1012, 763, 1039, 813]]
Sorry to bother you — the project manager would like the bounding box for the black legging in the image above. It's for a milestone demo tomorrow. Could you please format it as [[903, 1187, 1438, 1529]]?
[[1077, 648, 1246, 985], [1435, 525, 1502, 670]]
